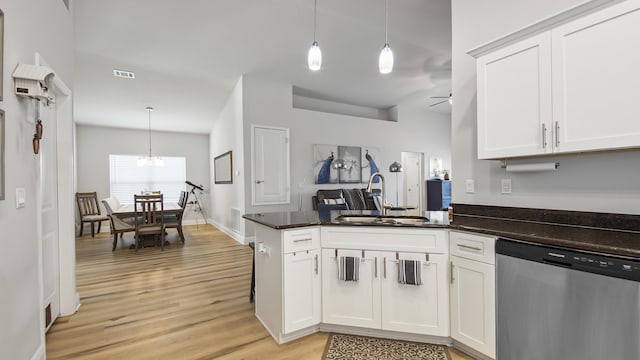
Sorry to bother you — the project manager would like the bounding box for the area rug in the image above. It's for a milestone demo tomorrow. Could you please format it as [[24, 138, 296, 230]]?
[[322, 333, 451, 360]]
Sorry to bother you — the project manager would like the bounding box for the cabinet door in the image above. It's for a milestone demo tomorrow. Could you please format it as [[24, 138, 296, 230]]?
[[380, 252, 449, 336], [322, 249, 381, 328], [477, 33, 553, 159], [450, 255, 496, 358], [552, 1, 640, 154], [283, 249, 321, 333]]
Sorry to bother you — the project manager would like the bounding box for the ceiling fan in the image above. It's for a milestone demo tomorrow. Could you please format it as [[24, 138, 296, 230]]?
[[429, 93, 452, 107]]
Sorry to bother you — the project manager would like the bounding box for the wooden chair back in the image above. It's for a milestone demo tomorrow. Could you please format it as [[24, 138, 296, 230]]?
[[133, 194, 165, 252], [76, 192, 102, 217], [134, 194, 164, 227], [178, 191, 189, 208]]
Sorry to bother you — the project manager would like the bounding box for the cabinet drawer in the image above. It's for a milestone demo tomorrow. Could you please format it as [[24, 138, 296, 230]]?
[[283, 227, 320, 253], [321, 227, 447, 253], [450, 231, 496, 265]]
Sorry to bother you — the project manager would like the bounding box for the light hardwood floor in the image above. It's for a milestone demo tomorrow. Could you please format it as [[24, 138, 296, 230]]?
[[46, 225, 474, 360]]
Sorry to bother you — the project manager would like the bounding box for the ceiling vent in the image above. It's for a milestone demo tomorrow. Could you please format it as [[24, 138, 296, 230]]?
[[113, 69, 135, 79]]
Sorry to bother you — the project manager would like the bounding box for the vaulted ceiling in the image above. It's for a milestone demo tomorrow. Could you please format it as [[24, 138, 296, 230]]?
[[73, 0, 452, 134]]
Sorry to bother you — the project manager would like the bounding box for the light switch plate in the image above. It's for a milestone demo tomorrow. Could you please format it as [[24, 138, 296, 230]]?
[[465, 179, 475, 193], [501, 179, 512, 194], [16, 187, 26, 208]]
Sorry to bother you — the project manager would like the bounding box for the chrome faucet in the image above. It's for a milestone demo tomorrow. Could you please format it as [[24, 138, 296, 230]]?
[[366, 172, 387, 216]]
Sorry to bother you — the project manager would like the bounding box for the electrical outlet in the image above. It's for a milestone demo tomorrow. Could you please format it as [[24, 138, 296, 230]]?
[[501, 179, 512, 194], [465, 179, 475, 193]]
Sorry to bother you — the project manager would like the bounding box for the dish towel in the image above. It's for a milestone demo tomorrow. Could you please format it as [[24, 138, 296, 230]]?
[[398, 259, 422, 285], [338, 256, 360, 282]]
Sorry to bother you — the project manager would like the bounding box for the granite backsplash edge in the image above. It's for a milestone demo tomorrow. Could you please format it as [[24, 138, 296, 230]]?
[[452, 203, 640, 233]]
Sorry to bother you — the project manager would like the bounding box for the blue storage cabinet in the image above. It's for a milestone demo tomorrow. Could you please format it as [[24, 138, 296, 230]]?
[[426, 179, 451, 211]]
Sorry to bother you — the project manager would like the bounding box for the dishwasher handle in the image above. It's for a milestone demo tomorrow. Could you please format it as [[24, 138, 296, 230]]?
[[542, 257, 572, 268]]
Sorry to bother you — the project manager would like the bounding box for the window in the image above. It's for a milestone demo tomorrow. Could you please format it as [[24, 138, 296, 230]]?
[[109, 155, 186, 204]]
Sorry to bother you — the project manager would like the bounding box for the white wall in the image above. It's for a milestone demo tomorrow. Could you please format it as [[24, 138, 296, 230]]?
[[209, 79, 246, 241], [0, 1, 74, 359], [240, 75, 451, 230], [451, 0, 640, 214], [76, 125, 210, 226]]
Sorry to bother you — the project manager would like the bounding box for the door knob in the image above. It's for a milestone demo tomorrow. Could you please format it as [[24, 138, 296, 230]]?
[[255, 180, 264, 184]]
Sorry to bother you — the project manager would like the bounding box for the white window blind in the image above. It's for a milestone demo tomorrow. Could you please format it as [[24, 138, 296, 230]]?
[[109, 155, 186, 204]]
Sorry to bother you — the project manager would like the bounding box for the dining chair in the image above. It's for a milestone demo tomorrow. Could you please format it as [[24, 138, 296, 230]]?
[[134, 194, 165, 253], [76, 192, 109, 237], [102, 198, 135, 251], [165, 191, 189, 243]]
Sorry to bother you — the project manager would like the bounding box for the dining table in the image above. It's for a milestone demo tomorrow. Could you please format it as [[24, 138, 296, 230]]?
[[111, 202, 182, 218], [111, 202, 183, 248]]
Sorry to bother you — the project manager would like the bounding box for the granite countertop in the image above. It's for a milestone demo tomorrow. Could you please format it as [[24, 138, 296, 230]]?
[[452, 214, 640, 259], [242, 210, 449, 229], [243, 208, 640, 259]]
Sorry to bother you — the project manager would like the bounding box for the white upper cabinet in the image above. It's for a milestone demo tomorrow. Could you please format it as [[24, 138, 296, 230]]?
[[552, 1, 640, 153], [476, 33, 553, 159], [472, 0, 640, 159]]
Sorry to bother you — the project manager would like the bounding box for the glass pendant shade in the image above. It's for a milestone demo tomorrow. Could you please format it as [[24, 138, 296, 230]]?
[[138, 106, 164, 167], [308, 41, 322, 71], [137, 156, 164, 167], [379, 43, 393, 74]]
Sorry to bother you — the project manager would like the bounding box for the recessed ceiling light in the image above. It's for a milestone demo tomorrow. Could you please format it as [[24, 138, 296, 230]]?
[[113, 69, 135, 79]]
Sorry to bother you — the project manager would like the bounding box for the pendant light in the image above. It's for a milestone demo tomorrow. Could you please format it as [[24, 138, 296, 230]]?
[[379, 0, 393, 74], [308, 0, 322, 71], [138, 106, 164, 167]]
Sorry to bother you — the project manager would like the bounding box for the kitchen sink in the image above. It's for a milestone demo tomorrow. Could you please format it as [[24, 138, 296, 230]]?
[[333, 215, 431, 226]]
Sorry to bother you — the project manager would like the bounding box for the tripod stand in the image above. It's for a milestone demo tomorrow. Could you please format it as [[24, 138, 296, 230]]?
[[186, 185, 208, 227]]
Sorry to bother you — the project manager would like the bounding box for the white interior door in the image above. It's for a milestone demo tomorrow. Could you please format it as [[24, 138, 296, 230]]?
[[401, 152, 422, 213], [39, 101, 60, 332], [251, 125, 290, 205]]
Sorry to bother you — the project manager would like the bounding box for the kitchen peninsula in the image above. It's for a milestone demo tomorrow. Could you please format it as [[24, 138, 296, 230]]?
[[244, 205, 640, 360]]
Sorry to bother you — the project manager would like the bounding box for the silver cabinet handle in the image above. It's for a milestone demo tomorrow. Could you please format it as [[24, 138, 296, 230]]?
[[255, 180, 264, 184], [542, 123, 548, 148], [383, 257, 387, 278], [374, 257, 378, 278], [457, 244, 482, 251], [450, 261, 455, 284], [293, 238, 312, 242], [555, 121, 560, 147], [314, 254, 318, 274]]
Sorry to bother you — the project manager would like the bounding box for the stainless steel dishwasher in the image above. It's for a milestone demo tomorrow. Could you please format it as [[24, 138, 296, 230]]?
[[496, 238, 640, 360]]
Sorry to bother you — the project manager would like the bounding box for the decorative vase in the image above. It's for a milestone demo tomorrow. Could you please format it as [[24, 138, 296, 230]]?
[[35, 120, 43, 139], [33, 135, 40, 154]]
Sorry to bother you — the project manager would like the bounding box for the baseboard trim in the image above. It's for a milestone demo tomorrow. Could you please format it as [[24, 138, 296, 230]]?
[[29, 344, 45, 360], [210, 219, 247, 244], [451, 339, 494, 360]]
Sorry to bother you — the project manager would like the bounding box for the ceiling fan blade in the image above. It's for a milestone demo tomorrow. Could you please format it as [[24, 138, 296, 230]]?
[[429, 100, 447, 107]]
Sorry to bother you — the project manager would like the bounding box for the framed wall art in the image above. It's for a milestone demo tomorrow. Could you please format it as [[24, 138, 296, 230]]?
[[0, 9, 4, 101], [337, 145, 361, 183], [214, 150, 233, 184], [0, 109, 4, 200]]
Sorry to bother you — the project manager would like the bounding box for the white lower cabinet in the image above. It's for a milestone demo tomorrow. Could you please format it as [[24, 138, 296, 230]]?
[[380, 252, 449, 336], [321, 249, 381, 328], [449, 231, 496, 359], [321, 227, 449, 337], [283, 249, 321, 333], [254, 226, 321, 343]]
